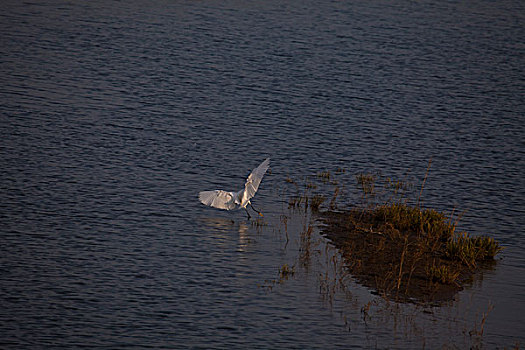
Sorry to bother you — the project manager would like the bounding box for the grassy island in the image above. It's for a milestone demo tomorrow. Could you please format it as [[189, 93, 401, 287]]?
[[287, 166, 503, 303]]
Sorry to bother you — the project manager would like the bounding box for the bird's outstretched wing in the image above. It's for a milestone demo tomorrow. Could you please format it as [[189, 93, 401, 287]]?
[[242, 158, 270, 205], [199, 190, 236, 210]]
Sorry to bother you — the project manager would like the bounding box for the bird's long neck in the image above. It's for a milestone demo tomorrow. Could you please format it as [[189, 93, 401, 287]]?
[[234, 190, 247, 207]]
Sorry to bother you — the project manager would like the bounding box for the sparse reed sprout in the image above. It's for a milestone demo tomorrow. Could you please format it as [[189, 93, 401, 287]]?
[[356, 173, 377, 197], [279, 264, 295, 279], [446, 232, 503, 267], [310, 194, 326, 212]]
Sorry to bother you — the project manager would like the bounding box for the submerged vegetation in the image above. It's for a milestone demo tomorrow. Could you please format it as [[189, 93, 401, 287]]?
[[285, 162, 503, 304]]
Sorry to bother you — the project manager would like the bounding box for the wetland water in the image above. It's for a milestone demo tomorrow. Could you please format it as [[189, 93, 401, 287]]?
[[1, 0, 524, 348]]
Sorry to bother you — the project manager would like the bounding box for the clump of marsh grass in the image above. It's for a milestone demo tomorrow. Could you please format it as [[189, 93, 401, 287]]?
[[279, 264, 295, 279], [288, 195, 304, 208], [356, 172, 377, 199], [289, 162, 504, 303], [320, 198, 503, 302], [310, 194, 326, 212], [317, 171, 332, 183], [259, 263, 296, 292], [426, 264, 461, 285], [446, 232, 503, 268], [372, 203, 455, 241], [286, 175, 328, 211]]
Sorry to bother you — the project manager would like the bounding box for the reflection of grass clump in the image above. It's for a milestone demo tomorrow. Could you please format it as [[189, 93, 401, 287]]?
[[259, 263, 296, 292]]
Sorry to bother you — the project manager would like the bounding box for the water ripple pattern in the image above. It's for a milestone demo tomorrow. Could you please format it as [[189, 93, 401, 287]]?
[[1, 0, 524, 348]]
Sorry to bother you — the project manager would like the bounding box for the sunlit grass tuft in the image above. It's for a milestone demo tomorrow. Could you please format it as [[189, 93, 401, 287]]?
[[446, 232, 503, 267], [372, 203, 455, 241]]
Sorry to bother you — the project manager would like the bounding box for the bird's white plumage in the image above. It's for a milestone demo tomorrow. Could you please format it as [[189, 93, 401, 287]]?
[[198, 190, 236, 210], [241, 157, 270, 207], [199, 158, 270, 213]]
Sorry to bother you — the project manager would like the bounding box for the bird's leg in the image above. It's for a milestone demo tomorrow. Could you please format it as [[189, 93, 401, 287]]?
[[250, 203, 263, 217], [245, 208, 252, 220]]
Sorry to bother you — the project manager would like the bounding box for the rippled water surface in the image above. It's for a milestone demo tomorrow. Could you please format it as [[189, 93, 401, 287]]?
[[1, 0, 524, 348]]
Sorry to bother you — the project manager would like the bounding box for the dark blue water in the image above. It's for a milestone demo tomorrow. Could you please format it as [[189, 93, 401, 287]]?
[[1, 0, 524, 348]]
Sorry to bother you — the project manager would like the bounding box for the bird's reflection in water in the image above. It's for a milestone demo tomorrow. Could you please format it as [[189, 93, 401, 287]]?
[[200, 217, 235, 232], [236, 222, 250, 252], [200, 217, 251, 252]]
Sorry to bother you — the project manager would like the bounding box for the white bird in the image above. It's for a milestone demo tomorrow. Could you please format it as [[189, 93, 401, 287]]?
[[199, 158, 270, 219]]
